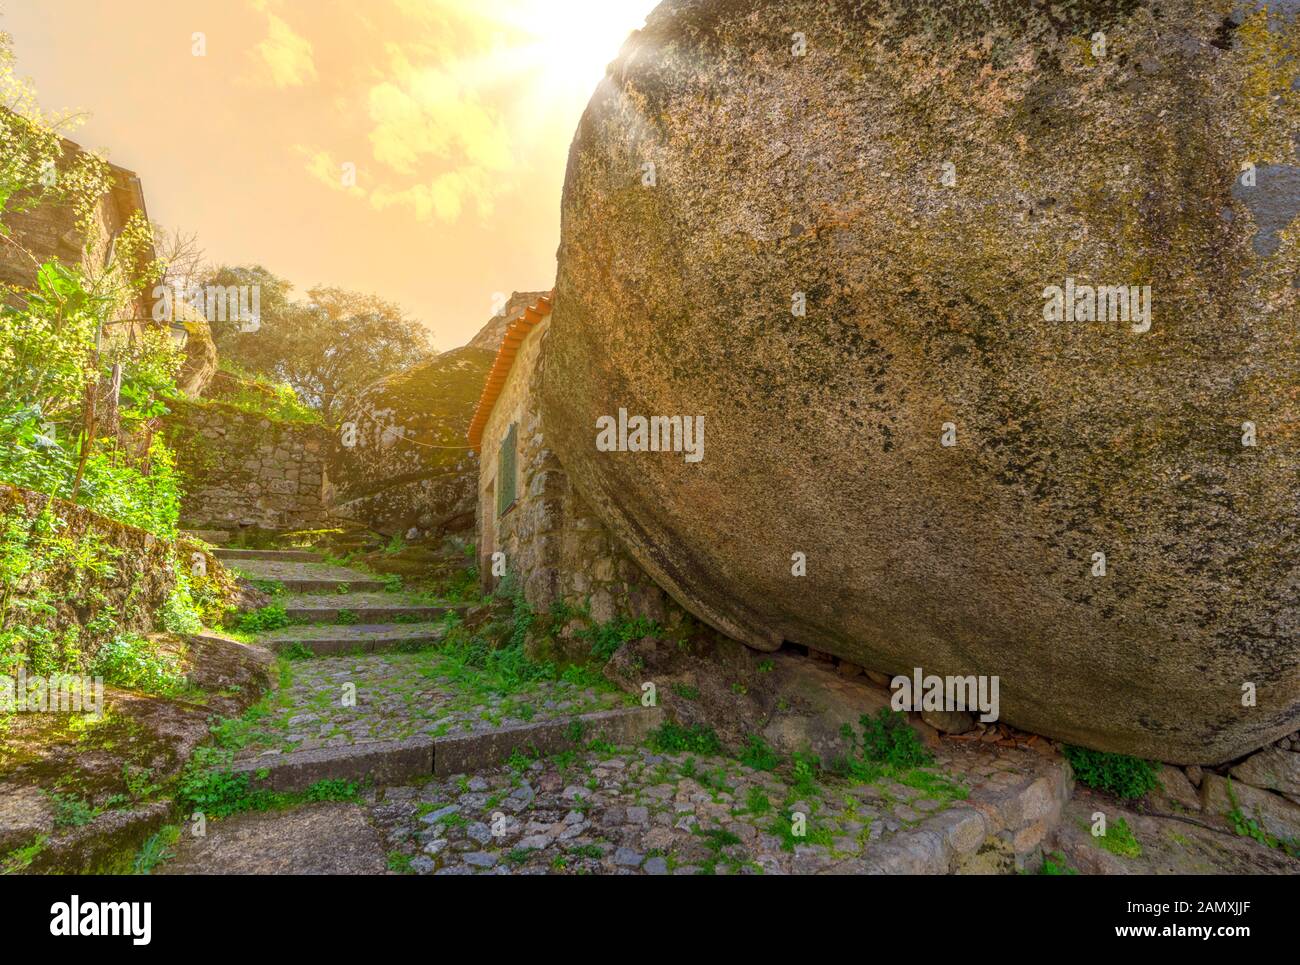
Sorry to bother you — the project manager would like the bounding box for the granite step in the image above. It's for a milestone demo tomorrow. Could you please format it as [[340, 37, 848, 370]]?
[[227, 558, 387, 593], [281, 603, 455, 623], [213, 548, 323, 563], [229, 706, 665, 792], [277, 591, 458, 623], [255, 622, 446, 655]]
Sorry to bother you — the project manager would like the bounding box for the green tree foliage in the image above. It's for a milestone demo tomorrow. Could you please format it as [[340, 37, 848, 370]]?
[[0, 34, 180, 533], [204, 265, 433, 421], [0, 36, 221, 678]]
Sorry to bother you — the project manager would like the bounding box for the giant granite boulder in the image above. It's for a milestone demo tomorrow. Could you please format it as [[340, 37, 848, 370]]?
[[541, 0, 1300, 761], [329, 346, 492, 538]]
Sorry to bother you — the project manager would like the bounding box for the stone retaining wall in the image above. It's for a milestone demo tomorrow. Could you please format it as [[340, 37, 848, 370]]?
[[0, 483, 231, 674], [163, 399, 332, 533]]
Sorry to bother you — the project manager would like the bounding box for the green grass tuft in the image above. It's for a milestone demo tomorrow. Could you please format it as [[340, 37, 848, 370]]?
[[648, 722, 721, 755]]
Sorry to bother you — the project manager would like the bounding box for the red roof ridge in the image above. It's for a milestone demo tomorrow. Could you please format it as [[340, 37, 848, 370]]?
[[467, 289, 555, 450]]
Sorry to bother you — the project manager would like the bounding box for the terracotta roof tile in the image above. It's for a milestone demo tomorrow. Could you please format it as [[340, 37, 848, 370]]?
[[467, 289, 554, 450]]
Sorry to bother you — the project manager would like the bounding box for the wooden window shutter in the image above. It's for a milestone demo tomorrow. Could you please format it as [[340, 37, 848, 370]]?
[[497, 422, 517, 515]]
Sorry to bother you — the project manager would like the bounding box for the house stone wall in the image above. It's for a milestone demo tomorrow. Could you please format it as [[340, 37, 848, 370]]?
[[477, 321, 679, 655], [0, 153, 151, 320]]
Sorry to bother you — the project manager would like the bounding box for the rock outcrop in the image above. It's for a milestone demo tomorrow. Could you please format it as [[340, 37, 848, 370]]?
[[329, 346, 492, 538], [328, 293, 554, 539], [175, 314, 218, 399], [542, 0, 1300, 761], [0, 483, 235, 673], [466, 291, 551, 351]]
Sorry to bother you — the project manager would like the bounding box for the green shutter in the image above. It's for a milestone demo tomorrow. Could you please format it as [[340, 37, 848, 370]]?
[[497, 422, 517, 515]]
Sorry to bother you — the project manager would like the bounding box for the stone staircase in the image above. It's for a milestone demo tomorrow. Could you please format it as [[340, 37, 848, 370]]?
[[216, 549, 389, 593], [159, 545, 664, 873], [170, 545, 1083, 876], [217, 548, 448, 654], [152, 551, 1300, 876]]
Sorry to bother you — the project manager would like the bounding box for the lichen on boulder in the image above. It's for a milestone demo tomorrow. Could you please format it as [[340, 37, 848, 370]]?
[[542, 0, 1300, 761], [329, 346, 493, 539]]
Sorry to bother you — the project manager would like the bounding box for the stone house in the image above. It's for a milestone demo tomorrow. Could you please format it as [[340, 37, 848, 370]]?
[[0, 130, 154, 320], [467, 291, 673, 645]]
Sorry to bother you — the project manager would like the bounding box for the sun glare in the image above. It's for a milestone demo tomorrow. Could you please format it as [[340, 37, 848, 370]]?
[[496, 0, 653, 99]]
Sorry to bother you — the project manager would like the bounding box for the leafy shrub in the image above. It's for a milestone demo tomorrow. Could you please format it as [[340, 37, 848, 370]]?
[[160, 570, 204, 635], [204, 363, 322, 424], [648, 722, 721, 755], [238, 603, 289, 633], [2, 82, 170, 485], [1062, 745, 1158, 799], [90, 633, 185, 695]]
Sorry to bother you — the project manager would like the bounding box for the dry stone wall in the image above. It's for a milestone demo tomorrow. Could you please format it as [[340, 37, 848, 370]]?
[[0, 483, 230, 673], [163, 399, 332, 534]]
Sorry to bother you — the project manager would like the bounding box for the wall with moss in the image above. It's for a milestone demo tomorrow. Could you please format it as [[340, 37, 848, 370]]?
[[329, 345, 492, 539], [0, 483, 233, 675], [161, 398, 332, 533]]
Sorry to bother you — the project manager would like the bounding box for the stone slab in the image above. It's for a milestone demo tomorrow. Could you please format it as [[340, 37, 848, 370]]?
[[213, 548, 323, 562], [159, 802, 387, 875], [433, 706, 664, 777], [231, 736, 435, 793]]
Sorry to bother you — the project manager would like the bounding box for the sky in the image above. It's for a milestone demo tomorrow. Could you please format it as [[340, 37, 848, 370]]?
[[0, 0, 654, 349]]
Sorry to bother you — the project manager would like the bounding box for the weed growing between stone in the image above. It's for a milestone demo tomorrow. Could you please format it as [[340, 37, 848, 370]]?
[[175, 745, 360, 819], [1062, 745, 1159, 800], [133, 824, 181, 874], [739, 734, 780, 771], [0, 834, 47, 874], [237, 603, 290, 633], [648, 722, 722, 755], [1092, 816, 1142, 859], [842, 709, 934, 773], [1224, 778, 1300, 858], [576, 613, 661, 663], [1037, 850, 1078, 875]]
